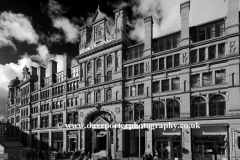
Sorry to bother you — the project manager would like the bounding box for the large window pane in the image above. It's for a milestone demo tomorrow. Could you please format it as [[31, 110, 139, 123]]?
[[203, 72, 212, 86]]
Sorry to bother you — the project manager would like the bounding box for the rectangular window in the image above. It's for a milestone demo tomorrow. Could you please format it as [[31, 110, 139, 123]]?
[[191, 74, 200, 87], [130, 85, 136, 96], [216, 21, 225, 37], [207, 24, 215, 39], [173, 34, 180, 48], [140, 63, 144, 74], [166, 36, 172, 50], [153, 40, 159, 53], [216, 70, 226, 84], [124, 67, 128, 78], [209, 45, 216, 60], [191, 50, 197, 64], [167, 56, 173, 68], [153, 59, 158, 72], [153, 81, 160, 93], [107, 71, 112, 81], [86, 77, 91, 86], [199, 27, 206, 41], [134, 64, 139, 75], [124, 87, 129, 97], [159, 38, 165, 51], [199, 48, 205, 62], [129, 66, 133, 77], [96, 74, 101, 84], [162, 80, 169, 92], [203, 72, 212, 86], [138, 84, 144, 95], [172, 78, 180, 90], [218, 43, 225, 58], [75, 97, 78, 105], [174, 54, 180, 67], [159, 58, 164, 70]]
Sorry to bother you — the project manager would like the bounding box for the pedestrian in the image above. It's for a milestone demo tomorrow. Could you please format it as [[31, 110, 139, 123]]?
[[70, 152, 75, 160]]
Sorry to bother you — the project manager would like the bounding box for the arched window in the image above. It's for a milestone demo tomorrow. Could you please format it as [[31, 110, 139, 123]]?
[[135, 104, 144, 120], [124, 105, 133, 121], [191, 97, 206, 117], [97, 59, 101, 70], [167, 100, 180, 118], [74, 112, 78, 124], [68, 113, 73, 124], [87, 93, 91, 104], [209, 95, 226, 116], [87, 62, 92, 73], [107, 55, 112, 67], [96, 26, 102, 40], [153, 101, 165, 119], [96, 91, 101, 102], [106, 89, 112, 101]]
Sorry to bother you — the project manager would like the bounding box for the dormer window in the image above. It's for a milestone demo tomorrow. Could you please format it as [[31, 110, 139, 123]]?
[[95, 26, 102, 40]]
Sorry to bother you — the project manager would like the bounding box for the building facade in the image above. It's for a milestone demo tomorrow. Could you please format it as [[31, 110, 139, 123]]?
[[5, 0, 240, 160]]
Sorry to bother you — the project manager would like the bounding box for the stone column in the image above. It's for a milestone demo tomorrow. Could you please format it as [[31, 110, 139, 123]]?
[[49, 131, 52, 150], [63, 130, 67, 152], [181, 128, 192, 160]]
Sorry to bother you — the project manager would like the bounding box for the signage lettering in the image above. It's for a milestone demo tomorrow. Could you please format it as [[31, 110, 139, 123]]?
[[80, 36, 117, 55]]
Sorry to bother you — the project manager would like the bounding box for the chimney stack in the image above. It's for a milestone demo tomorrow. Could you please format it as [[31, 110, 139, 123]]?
[[180, 1, 190, 47], [144, 16, 153, 56], [30, 66, 37, 76], [37, 66, 46, 88], [48, 60, 57, 84], [63, 53, 72, 80]]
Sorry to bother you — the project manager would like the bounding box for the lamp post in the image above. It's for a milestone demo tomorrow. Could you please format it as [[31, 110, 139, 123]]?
[[138, 117, 144, 158]]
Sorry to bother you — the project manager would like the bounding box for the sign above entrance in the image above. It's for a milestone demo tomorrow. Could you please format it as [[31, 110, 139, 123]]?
[[79, 36, 117, 55], [97, 131, 107, 137]]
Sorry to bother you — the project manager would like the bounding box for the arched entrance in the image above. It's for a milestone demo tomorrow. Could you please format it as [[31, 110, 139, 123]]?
[[85, 111, 113, 157]]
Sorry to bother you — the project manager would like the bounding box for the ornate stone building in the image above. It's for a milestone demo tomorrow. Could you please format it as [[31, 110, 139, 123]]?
[[5, 0, 240, 159]]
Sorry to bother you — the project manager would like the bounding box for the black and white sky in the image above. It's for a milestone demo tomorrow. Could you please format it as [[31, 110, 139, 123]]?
[[0, 0, 230, 117]]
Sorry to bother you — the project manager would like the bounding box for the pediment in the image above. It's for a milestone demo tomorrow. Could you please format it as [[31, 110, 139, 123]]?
[[92, 116, 110, 125], [91, 8, 107, 24]]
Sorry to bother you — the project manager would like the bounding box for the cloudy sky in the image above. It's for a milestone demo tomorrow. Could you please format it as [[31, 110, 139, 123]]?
[[0, 0, 231, 117]]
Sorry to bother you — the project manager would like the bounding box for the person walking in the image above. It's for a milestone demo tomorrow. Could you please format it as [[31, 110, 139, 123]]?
[[70, 152, 75, 160]]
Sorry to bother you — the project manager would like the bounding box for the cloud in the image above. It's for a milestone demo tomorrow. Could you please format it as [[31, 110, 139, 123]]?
[[0, 11, 39, 50], [53, 17, 80, 43]]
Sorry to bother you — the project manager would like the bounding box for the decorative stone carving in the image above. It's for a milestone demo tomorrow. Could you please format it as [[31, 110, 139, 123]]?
[[183, 52, 188, 63], [230, 41, 237, 53], [22, 65, 30, 81], [80, 112, 84, 118], [115, 107, 120, 114], [146, 62, 150, 71]]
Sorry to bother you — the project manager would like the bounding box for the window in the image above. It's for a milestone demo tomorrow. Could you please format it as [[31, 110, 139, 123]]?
[[68, 113, 73, 124], [191, 97, 206, 117], [86, 77, 91, 86], [53, 115, 58, 127], [124, 87, 129, 97], [124, 67, 128, 78], [167, 56, 172, 68], [107, 71, 112, 81], [216, 70, 226, 84], [74, 112, 78, 124], [106, 89, 112, 101], [191, 74, 200, 87], [167, 100, 180, 118], [96, 91, 101, 102], [97, 59, 101, 70], [172, 78, 180, 90], [125, 44, 144, 61], [138, 84, 144, 95], [199, 27, 206, 41], [174, 54, 180, 67], [209, 95, 226, 116], [162, 80, 169, 92], [130, 85, 136, 96], [153, 59, 158, 71], [87, 62, 92, 73], [87, 93, 91, 104], [134, 64, 139, 75], [134, 104, 144, 120], [129, 66, 133, 77], [96, 74, 101, 84], [207, 25, 215, 39], [107, 55, 112, 67], [191, 50, 197, 64], [140, 63, 144, 74], [166, 36, 172, 50], [199, 48, 205, 62], [153, 101, 165, 119], [203, 72, 212, 86], [124, 105, 133, 121], [216, 22, 225, 37], [218, 43, 225, 58], [153, 81, 160, 93], [159, 58, 164, 70], [209, 45, 216, 60]]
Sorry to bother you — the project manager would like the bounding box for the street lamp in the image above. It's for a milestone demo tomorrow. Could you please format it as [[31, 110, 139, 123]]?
[[137, 117, 144, 158]]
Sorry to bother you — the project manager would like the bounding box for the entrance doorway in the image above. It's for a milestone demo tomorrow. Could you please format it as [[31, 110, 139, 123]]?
[[96, 130, 107, 151], [124, 129, 145, 157], [69, 138, 76, 152]]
